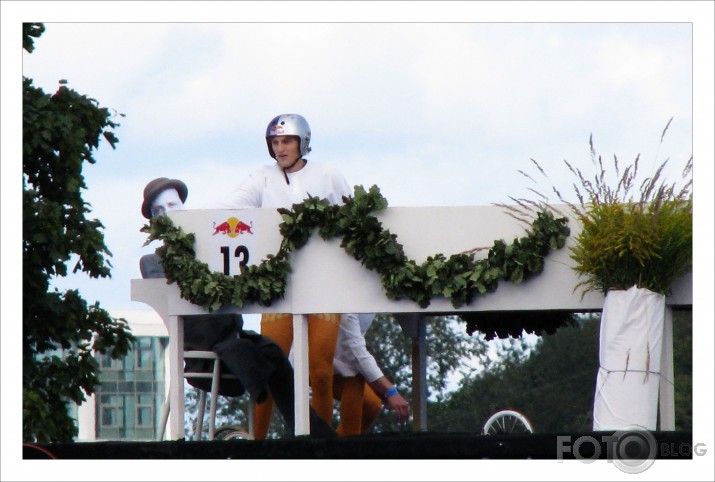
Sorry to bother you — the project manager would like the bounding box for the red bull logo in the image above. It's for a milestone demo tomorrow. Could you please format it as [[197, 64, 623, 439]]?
[[270, 124, 284, 135], [212, 217, 254, 238]]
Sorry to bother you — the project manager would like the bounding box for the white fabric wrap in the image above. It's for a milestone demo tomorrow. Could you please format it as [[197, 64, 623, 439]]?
[[593, 285, 665, 431]]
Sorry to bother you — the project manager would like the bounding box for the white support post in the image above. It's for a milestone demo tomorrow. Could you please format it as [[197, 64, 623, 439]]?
[[167, 315, 186, 440], [412, 316, 428, 431], [659, 307, 675, 430], [293, 314, 310, 436]]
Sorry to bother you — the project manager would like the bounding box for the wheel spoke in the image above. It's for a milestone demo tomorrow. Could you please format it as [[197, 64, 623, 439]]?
[[483, 409, 534, 435]]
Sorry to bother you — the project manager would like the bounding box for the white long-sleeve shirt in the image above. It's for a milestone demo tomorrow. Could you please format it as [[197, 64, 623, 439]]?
[[333, 313, 383, 382], [219, 161, 351, 209], [225, 159, 378, 380]]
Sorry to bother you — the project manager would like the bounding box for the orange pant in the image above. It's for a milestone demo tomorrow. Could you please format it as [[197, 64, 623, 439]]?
[[253, 313, 340, 439], [333, 375, 383, 436]]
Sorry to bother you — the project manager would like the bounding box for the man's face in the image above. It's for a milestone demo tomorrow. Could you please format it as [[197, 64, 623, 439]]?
[[271, 136, 301, 171], [150, 188, 184, 217]]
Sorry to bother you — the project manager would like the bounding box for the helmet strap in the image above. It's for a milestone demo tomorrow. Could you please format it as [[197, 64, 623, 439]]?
[[281, 156, 304, 185]]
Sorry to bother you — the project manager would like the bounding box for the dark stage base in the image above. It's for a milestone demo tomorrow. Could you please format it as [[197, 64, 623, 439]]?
[[25, 431, 692, 460]]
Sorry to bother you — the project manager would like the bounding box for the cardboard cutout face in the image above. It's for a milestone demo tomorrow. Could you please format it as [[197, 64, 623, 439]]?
[[150, 188, 184, 218]]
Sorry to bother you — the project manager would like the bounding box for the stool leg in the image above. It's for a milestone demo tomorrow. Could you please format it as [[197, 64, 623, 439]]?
[[208, 357, 221, 440], [196, 389, 206, 440]]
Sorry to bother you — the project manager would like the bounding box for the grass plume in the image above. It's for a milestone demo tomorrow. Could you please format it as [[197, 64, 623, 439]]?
[[505, 120, 692, 296]]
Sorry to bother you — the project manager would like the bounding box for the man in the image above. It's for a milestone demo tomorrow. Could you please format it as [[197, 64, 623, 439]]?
[[140, 176, 334, 438], [333, 314, 410, 435], [219, 114, 351, 438]]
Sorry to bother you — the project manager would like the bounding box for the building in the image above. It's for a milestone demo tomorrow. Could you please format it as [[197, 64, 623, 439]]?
[[75, 309, 169, 441]]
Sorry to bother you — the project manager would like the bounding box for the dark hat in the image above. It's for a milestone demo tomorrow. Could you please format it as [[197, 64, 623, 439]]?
[[141, 177, 188, 219]]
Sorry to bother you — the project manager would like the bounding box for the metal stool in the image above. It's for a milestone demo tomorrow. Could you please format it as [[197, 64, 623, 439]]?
[[158, 350, 249, 440]]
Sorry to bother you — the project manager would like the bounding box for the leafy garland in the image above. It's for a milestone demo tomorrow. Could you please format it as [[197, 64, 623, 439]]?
[[142, 185, 570, 312]]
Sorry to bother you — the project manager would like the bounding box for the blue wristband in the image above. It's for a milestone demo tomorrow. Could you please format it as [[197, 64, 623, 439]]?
[[385, 387, 398, 398]]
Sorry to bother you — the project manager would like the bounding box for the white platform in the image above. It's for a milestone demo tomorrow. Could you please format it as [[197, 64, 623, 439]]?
[[131, 205, 692, 439]]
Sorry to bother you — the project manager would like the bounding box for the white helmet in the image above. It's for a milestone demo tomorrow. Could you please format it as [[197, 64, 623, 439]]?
[[265, 114, 312, 159]]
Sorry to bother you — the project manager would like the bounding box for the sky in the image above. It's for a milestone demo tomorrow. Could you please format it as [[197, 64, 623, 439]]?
[[14, 19, 702, 314], [3, 1, 714, 480]]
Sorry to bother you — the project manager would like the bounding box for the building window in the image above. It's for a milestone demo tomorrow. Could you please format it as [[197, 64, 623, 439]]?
[[100, 352, 124, 371], [94, 336, 168, 441], [135, 394, 154, 428], [100, 395, 122, 428], [101, 407, 117, 427], [134, 337, 154, 371]]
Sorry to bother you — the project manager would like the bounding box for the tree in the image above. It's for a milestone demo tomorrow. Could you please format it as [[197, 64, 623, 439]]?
[[23, 23, 135, 442], [671, 309, 692, 431], [428, 316, 599, 433], [365, 314, 490, 433], [429, 311, 692, 433]]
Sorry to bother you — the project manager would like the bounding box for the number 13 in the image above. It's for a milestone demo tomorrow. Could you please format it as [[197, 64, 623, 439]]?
[[220, 245, 249, 276]]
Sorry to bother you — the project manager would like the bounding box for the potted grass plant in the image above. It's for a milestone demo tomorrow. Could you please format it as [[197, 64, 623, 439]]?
[[508, 121, 692, 430]]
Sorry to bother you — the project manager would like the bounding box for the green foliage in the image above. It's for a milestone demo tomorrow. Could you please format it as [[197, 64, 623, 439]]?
[[461, 310, 578, 340], [671, 310, 692, 431], [428, 320, 598, 433], [144, 215, 292, 311], [511, 122, 692, 296], [429, 311, 692, 433], [144, 185, 570, 311], [23, 22, 45, 53], [23, 23, 135, 442], [571, 199, 692, 294]]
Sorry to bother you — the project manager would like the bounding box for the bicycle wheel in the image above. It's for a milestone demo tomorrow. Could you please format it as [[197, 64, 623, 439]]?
[[482, 409, 534, 435], [214, 424, 252, 440], [222, 429, 253, 440]]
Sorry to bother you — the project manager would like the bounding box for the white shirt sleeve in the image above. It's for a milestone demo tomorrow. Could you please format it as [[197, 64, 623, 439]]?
[[218, 169, 266, 209], [333, 313, 383, 382], [330, 166, 352, 202]]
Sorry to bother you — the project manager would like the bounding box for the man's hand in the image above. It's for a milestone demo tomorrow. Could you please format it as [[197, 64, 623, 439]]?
[[385, 391, 410, 424]]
